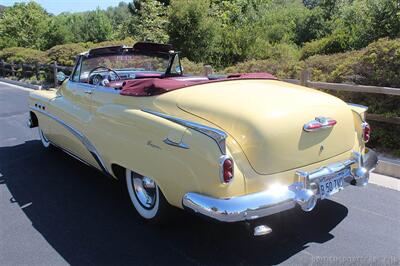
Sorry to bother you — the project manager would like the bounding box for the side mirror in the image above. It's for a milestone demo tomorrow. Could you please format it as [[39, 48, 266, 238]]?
[[57, 71, 67, 82]]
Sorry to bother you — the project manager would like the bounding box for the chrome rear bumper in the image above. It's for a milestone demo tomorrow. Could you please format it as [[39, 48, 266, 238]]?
[[183, 150, 378, 222]]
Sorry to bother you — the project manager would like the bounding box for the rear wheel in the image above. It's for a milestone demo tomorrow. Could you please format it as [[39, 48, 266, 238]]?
[[38, 127, 51, 148], [125, 169, 170, 223]]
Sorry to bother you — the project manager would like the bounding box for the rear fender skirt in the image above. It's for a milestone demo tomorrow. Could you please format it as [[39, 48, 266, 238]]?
[[30, 106, 112, 177]]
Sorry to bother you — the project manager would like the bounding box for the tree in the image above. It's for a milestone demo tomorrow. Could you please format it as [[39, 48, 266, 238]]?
[[124, 0, 169, 43], [43, 15, 75, 49], [0, 2, 50, 49], [81, 9, 113, 43], [168, 0, 217, 62]]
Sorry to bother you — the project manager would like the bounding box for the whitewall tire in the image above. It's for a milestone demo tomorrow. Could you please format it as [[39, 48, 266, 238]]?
[[125, 169, 170, 223], [39, 128, 51, 148]]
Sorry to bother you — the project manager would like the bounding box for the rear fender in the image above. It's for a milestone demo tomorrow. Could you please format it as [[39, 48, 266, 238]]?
[[92, 106, 245, 208], [348, 103, 368, 150]]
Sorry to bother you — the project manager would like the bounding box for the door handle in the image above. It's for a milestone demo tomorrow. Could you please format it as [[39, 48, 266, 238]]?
[[84, 90, 92, 94]]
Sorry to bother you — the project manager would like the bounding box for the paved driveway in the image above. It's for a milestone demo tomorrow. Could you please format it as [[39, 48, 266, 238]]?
[[0, 82, 399, 265]]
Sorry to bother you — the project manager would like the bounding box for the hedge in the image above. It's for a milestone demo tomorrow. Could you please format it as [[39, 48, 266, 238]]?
[[0, 47, 48, 64]]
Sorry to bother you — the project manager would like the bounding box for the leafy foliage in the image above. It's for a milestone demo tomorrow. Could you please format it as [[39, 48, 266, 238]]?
[[46, 43, 87, 66], [0, 2, 50, 50], [124, 0, 169, 43], [0, 0, 399, 154], [305, 38, 400, 87], [168, 0, 216, 63], [0, 47, 47, 64]]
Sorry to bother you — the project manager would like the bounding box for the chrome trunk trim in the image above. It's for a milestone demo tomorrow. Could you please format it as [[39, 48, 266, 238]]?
[[142, 109, 228, 154]]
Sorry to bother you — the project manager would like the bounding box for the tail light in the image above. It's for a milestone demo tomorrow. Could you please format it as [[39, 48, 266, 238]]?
[[220, 156, 234, 183], [362, 122, 371, 143]]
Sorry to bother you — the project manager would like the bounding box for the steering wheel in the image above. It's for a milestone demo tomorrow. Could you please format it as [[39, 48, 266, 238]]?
[[88, 66, 121, 85]]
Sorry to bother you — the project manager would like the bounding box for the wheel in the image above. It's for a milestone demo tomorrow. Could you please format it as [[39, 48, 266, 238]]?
[[38, 127, 51, 148], [125, 169, 170, 223]]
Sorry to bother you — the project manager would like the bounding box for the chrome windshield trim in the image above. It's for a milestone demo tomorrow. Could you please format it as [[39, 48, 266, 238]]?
[[30, 106, 111, 175], [142, 109, 227, 154]]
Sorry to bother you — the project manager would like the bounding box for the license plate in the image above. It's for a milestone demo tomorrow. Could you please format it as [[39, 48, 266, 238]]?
[[319, 168, 350, 199]]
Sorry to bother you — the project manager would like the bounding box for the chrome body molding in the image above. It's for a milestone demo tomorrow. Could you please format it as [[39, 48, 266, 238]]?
[[182, 150, 378, 222], [30, 106, 111, 176], [347, 103, 369, 112], [142, 109, 228, 154], [163, 138, 189, 149]]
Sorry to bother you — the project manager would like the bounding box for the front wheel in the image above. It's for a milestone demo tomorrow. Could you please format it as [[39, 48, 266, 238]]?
[[125, 169, 170, 224]]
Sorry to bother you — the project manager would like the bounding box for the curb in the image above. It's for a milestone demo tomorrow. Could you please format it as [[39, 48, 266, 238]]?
[[0, 78, 42, 90], [374, 157, 400, 179]]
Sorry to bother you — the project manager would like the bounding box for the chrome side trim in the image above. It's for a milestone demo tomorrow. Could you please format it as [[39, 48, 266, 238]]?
[[30, 106, 111, 176], [163, 138, 189, 149], [347, 103, 369, 112], [142, 109, 228, 154]]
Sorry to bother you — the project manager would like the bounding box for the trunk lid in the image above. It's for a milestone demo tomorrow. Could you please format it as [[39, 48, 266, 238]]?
[[176, 80, 355, 175]]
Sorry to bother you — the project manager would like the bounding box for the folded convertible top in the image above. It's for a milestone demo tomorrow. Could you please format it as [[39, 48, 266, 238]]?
[[120, 72, 277, 97]]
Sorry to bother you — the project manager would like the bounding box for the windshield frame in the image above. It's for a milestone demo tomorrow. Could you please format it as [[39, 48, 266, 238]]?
[[71, 46, 182, 83]]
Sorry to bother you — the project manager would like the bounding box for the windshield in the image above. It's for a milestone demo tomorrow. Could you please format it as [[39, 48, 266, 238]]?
[[78, 52, 180, 83]]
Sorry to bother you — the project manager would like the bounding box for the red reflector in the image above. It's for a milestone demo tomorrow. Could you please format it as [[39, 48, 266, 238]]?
[[307, 122, 322, 130], [362, 122, 371, 143], [327, 119, 337, 126], [221, 157, 234, 183]]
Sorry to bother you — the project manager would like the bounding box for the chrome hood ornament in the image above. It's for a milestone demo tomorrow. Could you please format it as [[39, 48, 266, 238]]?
[[303, 117, 337, 132]]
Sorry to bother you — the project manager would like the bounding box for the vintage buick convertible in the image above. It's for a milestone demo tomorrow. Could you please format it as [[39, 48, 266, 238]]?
[[28, 43, 378, 235]]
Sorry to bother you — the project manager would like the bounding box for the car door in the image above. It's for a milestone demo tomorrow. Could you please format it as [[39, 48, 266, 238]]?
[[49, 56, 100, 169]]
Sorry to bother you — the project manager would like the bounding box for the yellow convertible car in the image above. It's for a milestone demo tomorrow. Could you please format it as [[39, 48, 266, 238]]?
[[28, 43, 377, 235]]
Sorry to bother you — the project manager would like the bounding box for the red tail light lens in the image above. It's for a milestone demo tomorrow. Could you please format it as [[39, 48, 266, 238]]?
[[362, 122, 371, 143], [220, 156, 234, 183]]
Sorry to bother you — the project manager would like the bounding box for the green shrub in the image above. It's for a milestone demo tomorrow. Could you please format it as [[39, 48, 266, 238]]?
[[0, 47, 48, 64], [222, 58, 304, 79], [304, 51, 361, 83], [180, 58, 205, 75], [85, 37, 136, 49], [354, 38, 400, 87], [46, 43, 87, 66], [369, 122, 400, 157], [305, 38, 400, 87], [301, 33, 350, 59]]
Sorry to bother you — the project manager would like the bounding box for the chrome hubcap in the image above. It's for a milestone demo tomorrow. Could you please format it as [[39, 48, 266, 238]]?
[[132, 175, 157, 209]]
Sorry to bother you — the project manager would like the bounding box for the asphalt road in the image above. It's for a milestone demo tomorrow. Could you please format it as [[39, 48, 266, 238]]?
[[0, 82, 399, 266]]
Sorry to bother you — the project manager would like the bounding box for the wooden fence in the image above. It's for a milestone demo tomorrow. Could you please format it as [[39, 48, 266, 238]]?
[[0, 60, 73, 88], [283, 70, 400, 125], [0, 62, 398, 125]]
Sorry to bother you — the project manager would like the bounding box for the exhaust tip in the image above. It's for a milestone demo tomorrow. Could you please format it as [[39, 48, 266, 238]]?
[[253, 225, 272, 236]]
